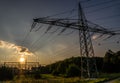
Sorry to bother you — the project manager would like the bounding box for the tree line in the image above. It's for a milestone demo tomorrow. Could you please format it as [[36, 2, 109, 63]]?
[[0, 50, 119, 80], [37, 50, 120, 77]]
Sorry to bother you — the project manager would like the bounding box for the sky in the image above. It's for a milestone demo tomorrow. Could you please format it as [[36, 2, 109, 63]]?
[[0, 0, 120, 65]]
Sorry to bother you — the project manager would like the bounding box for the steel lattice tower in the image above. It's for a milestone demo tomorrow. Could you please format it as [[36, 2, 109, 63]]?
[[78, 2, 98, 78], [30, 1, 120, 78]]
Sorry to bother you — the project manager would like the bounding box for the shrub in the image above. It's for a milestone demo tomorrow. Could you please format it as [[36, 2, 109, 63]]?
[[33, 71, 41, 79], [52, 70, 59, 76], [66, 64, 80, 77], [0, 66, 14, 81]]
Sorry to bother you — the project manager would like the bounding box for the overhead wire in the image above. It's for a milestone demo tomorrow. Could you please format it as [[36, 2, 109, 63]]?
[[91, 14, 120, 21], [50, 34, 79, 57], [21, 28, 31, 47], [29, 7, 79, 52], [84, 0, 119, 9], [29, 4, 78, 51], [53, 46, 79, 57], [86, 1, 120, 14], [29, 25, 60, 52], [93, 40, 120, 46], [32, 26, 78, 55], [28, 24, 46, 49], [51, 42, 79, 57], [30, 25, 58, 52], [32, 30, 59, 52], [43, 8, 76, 18], [26, 0, 120, 60]]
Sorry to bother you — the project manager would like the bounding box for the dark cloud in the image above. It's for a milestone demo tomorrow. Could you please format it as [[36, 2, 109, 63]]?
[[20, 47, 27, 52]]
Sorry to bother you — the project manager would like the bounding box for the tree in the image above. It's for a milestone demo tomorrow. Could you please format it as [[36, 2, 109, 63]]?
[[104, 50, 114, 63], [0, 66, 14, 81], [52, 69, 59, 76], [103, 50, 120, 73], [66, 64, 80, 77]]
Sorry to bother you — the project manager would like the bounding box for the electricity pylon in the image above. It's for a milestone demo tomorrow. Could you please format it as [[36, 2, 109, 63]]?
[[78, 2, 98, 78], [30, 2, 120, 78]]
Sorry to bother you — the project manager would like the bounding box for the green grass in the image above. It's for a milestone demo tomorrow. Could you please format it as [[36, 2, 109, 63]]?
[[113, 78, 120, 83], [99, 73, 120, 78], [1, 73, 120, 83]]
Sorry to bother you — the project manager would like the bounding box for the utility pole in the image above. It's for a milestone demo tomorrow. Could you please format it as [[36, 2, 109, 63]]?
[[30, 1, 120, 78], [78, 2, 97, 78]]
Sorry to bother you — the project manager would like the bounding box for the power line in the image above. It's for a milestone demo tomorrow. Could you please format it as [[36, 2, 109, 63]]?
[[84, 0, 119, 9], [40, 8, 76, 19], [30, 26, 77, 52], [27, 0, 120, 78], [92, 14, 120, 21], [29, 25, 57, 51], [32, 32, 58, 52], [86, 2, 120, 14], [21, 30, 31, 47], [53, 45, 79, 57]]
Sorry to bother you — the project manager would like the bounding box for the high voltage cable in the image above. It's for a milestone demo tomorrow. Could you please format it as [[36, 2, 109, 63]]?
[[30, 26, 76, 52], [32, 30, 78, 53], [29, 24, 46, 48], [29, 16, 119, 52], [53, 46, 79, 57], [78, 0, 120, 15], [21, 30, 31, 47], [52, 44, 79, 56], [86, 2, 120, 14], [29, 32, 45, 51], [93, 40, 120, 46], [28, 1, 120, 78], [51, 35, 79, 56], [53, 47, 80, 57], [51, 38, 79, 52], [40, 8, 76, 19], [92, 14, 120, 21], [29, 17, 119, 52], [32, 32, 58, 52], [31, 34, 52, 52], [19, 0, 120, 62], [30, 21, 77, 52], [44, 30, 78, 50], [25, 0, 120, 55], [33, 34, 66, 52], [84, 0, 119, 9], [30, 26, 57, 51]]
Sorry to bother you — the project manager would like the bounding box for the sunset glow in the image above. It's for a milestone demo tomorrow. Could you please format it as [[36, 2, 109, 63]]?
[[0, 40, 35, 62], [0, 0, 120, 65], [19, 57, 25, 63]]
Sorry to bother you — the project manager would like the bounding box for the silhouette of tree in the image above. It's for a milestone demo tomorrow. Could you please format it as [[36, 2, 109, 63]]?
[[103, 50, 120, 73], [0, 66, 14, 81], [66, 64, 80, 77]]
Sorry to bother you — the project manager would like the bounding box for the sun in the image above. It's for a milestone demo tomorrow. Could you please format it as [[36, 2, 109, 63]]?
[[19, 57, 25, 63]]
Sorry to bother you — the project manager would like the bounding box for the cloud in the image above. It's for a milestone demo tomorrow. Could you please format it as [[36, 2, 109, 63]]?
[[16, 46, 28, 53], [0, 41, 3, 46], [0, 40, 35, 62]]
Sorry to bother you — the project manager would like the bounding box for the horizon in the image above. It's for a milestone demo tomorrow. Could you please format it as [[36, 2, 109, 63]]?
[[0, 0, 120, 64]]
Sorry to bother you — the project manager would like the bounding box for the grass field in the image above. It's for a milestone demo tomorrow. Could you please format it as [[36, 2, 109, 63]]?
[[2, 73, 120, 83]]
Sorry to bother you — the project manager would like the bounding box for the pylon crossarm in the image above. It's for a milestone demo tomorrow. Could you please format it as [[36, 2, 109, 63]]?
[[32, 18, 120, 36], [33, 18, 80, 30]]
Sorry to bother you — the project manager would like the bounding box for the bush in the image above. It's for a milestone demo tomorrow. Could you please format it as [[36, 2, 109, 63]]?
[[34, 72, 41, 79], [32, 70, 41, 79], [52, 70, 59, 76], [66, 64, 80, 77], [0, 66, 14, 81]]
